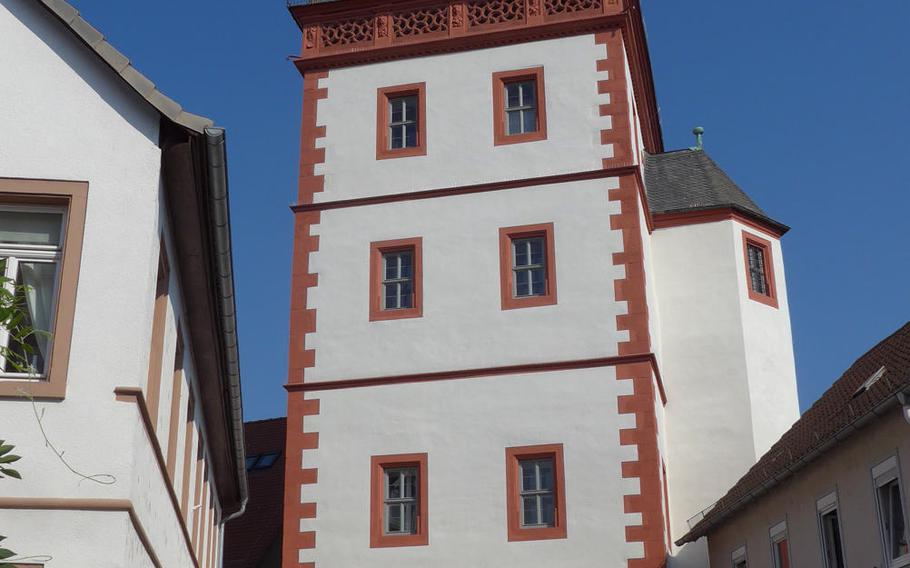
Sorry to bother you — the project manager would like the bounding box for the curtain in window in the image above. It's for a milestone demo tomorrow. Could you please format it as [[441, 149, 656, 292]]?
[[18, 262, 55, 369]]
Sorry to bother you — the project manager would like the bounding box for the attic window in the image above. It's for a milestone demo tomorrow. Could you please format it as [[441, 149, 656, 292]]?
[[245, 452, 281, 471], [852, 366, 887, 399]]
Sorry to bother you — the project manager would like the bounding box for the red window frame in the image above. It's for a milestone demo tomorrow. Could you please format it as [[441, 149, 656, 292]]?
[[369, 237, 423, 321], [376, 83, 427, 160], [499, 223, 557, 310], [505, 443, 567, 542], [742, 231, 778, 308], [774, 538, 791, 568], [492, 67, 547, 146], [370, 453, 429, 548]]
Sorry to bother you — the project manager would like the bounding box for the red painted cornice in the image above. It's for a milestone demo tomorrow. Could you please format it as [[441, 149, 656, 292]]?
[[287, 0, 663, 152], [652, 207, 789, 238]]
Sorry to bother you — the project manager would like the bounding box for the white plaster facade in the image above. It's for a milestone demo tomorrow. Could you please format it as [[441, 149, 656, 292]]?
[[0, 1, 242, 566], [286, 5, 799, 568]]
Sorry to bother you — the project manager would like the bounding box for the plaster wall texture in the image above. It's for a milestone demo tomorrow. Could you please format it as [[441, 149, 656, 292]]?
[[314, 34, 611, 202], [733, 224, 800, 455], [707, 410, 910, 568], [298, 368, 641, 567], [650, 219, 798, 566], [0, 1, 220, 565], [0, 509, 155, 567], [306, 177, 627, 382]]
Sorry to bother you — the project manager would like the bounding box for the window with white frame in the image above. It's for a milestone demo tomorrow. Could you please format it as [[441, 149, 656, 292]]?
[[388, 95, 419, 150], [519, 457, 556, 528], [818, 492, 846, 568], [512, 237, 546, 298], [384, 466, 419, 535], [770, 521, 790, 568], [381, 250, 414, 310], [0, 206, 64, 378], [504, 79, 538, 136], [732, 545, 747, 568], [873, 457, 910, 566]]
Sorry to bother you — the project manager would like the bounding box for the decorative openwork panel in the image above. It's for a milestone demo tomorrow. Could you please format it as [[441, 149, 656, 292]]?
[[543, 0, 602, 17], [321, 16, 375, 49], [467, 0, 525, 28], [392, 6, 450, 38]]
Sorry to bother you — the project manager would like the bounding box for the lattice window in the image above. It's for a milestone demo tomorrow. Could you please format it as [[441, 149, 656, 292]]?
[[392, 6, 449, 38], [543, 0, 602, 16], [321, 17, 375, 49], [467, 0, 525, 28]]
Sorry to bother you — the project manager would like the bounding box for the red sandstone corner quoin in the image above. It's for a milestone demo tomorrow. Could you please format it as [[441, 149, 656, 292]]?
[[283, 68, 328, 567]]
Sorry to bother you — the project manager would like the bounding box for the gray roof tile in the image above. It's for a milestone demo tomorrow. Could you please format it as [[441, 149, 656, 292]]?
[[644, 149, 766, 217]]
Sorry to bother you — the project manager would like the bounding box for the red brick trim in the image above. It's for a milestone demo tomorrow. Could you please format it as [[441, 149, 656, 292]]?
[[505, 444, 567, 542], [285, 353, 667, 405], [284, 71, 329, 568], [376, 83, 427, 160], [596, 29, 634, 169], [492, 67, 547, 146], [742, 231, 779, 309], [369, 237, 423, 321], [370, 453, 429, 548], [610, 174, 666, 567], [499, 223, 557, 310], [652, 207, 788, 238]]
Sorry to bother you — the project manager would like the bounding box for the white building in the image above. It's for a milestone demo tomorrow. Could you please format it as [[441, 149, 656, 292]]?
[[0, 0, 246, 566], [281, 0, 799, 567]]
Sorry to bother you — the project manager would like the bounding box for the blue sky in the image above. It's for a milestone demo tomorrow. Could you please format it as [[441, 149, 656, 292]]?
[[66, 0, 909, 420]]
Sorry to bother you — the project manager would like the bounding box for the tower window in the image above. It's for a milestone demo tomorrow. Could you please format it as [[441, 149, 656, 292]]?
[[505, 444, 567, 541], [377, 83, 426, 160], [381, 250, 414, 310], [369, 238, 422, 321], [504, 80, 538, 135], [370, 453, 428, 548], [499, 223, 557, 310], [741, 231, 778, 308], [388, 95, 418, 150], [493, 67, 547, 145]]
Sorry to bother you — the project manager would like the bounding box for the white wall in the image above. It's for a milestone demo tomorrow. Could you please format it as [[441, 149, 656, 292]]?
[[300, 368, 641, 567], [0, 1, 219, 565], [651, 219, 799, 567], [307, 177, 627, 381], [315, 34, 610, 202]]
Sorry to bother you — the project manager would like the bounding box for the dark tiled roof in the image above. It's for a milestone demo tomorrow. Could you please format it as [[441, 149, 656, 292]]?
[[678, 322, 910, 545], [224, 418, 286, 568], [643, 150, 778, 223]]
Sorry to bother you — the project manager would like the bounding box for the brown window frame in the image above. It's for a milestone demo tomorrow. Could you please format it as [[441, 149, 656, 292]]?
[[0, 178, 87, 400], [505, 443, 567, 541], [370, 453, 429, 548], [742, 231, 778, 308], [499, 223, 557, 310], [376, 83, 427, 160], [492, 67, 548, 146], [369, 237, 423, 322]]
